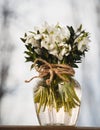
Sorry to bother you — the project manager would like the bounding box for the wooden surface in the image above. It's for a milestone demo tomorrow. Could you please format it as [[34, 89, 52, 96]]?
[[0, 126, 100, 130]]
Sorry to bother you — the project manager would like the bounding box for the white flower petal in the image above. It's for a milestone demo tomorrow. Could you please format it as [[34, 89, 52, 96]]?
[[49, 49, 58, 56], [78, 37, 90, 52], [60, 48, 66, 56], [34, 34, 42, 40], [25, 35, 40, 47], [25, 35, 35, 45], [58, 53, 64, 60]]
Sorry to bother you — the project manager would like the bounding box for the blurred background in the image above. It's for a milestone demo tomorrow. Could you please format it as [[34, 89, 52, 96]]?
[[0, 0, 100, 126]]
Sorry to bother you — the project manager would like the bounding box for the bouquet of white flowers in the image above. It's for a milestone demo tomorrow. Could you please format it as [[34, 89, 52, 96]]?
[[21, 22, 90, 115]]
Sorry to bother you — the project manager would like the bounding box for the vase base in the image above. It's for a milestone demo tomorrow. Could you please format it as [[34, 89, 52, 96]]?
[[42, 123, 72, 126]]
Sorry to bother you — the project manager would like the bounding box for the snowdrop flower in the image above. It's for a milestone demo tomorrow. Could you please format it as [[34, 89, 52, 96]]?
[[58, 44, 71, 60], [34, 34, 42, 40], [25, 35, 34, 44], [60, 27, 70, 40], [40, 22, 53, 34], [25, 35, 39, 47], [65, 44, 71, 56], [78, 37, 90, 52], [49, 49, 58, 57], [49, 42, 71, 60], [41, 35, 50, 49]]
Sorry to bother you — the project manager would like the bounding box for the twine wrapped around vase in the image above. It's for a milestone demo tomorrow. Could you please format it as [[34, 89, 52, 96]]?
[[25, 58, 75, 85]]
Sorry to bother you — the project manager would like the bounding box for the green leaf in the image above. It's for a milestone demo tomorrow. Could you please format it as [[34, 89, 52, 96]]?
[[67, 26, 75, 36], [30, 64, 34, 70], [37, 30, 40, 34], [25, 57, 33, 62], [24, 33, 27, 37], [72, 63, 78, 68], [77, 24, 82, 32], [20, 38, 26, 43], [24, 51, 32, 56], [25, 44, 32, 51]]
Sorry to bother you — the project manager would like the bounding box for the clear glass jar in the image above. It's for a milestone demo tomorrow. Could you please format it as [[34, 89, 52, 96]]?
[[34, 79, 82, 126]]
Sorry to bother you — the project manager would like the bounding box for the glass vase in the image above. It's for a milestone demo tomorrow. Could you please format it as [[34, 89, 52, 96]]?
[[33, 79, 82, 126]]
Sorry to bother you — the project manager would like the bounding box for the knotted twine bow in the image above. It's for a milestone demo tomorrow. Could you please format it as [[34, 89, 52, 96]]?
[[25, 58, 75, 85]]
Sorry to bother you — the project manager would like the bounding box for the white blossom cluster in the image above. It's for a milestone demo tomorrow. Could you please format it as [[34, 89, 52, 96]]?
[[23, 22, 90, 61], [75, 35, 90, 52]]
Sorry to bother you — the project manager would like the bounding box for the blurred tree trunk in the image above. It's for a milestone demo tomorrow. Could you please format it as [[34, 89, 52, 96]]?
[[0, 0, 14, 123], [96, 0, 100, 76]]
